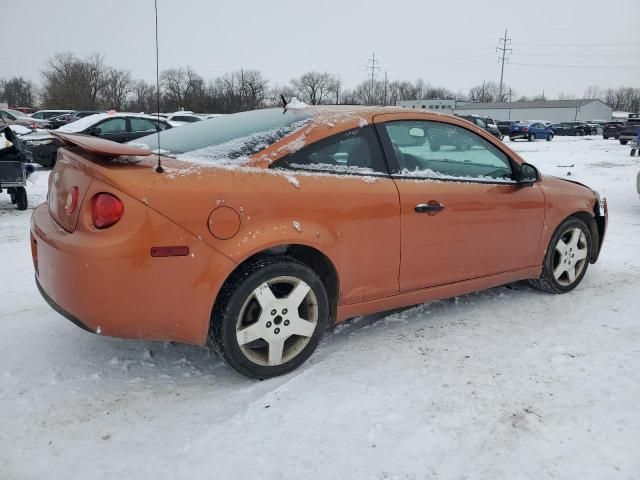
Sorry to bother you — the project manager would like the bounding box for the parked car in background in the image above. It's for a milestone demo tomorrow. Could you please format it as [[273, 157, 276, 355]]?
[[482, 117, 504, 140], [549, 122, 591, 136], [602, 121, 624, 140], [48, 113, 75, 129], [31, 105, 608, 379], [67, 110, 105, 123], [509, 122, 554, 141], [11, 106, 37, 115], [456, 114, 502, 139], [618, 113, 640, 146], [23, 112, 173, 167], [166, 111, 204, 126], [525, 120, 553, 127], [30, 110, 73, 121], [0, 109, 52, 129], [497, 120, 518, 136]]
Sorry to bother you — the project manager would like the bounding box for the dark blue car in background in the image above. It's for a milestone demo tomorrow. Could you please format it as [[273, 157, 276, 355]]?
[[508, 122, 554, 142]]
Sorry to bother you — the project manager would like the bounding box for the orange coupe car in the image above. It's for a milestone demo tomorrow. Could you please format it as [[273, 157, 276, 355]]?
[[30, 105, 607, 378]]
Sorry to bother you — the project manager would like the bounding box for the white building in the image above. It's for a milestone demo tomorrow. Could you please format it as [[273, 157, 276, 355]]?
[[396, 99, 456, 112], [452, 99, 612, 122]]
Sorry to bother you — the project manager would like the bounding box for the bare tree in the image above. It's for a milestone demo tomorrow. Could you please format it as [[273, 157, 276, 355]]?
[[291, 71, 339, 105], [161, 67, 202, 111], [101, 68, 132, 110], [41, 52, 107, 109], [129, 80, 157, 112], [0, 77, 36, 106]]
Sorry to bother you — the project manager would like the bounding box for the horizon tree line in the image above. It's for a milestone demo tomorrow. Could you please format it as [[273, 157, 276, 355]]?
[[1, 52, 639, 114]]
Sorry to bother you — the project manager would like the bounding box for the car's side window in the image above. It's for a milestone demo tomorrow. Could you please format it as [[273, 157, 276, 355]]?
[[383, 120, 514, 182], [275, 126, 388, 175], [96, 118, 127, 134], [130, 117, 158, 133]]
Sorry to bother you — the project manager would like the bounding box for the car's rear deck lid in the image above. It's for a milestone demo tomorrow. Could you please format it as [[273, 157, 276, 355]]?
[[51, 132, 153, 157]]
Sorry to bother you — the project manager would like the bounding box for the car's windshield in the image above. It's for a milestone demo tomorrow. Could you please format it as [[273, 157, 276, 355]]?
[[134, 108, 314, 164]]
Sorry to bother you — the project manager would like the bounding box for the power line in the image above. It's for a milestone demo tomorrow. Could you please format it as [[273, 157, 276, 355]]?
[[496, 28, 512, 101], [510, 62, 640, 69], [512, 52, 640, 57], [512, 42, 640, 47]]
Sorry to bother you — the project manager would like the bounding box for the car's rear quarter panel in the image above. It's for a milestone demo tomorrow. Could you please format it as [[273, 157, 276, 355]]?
[[32, 176, 236, 345]]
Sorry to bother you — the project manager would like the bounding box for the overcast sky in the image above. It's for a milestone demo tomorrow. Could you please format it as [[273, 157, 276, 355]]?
[[4, 0, 639, 98]]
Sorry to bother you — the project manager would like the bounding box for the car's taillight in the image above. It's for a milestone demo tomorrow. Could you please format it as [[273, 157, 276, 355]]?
[[523, 127, 529, 132], [65, 187, 79, 215], [91, 193, 124, 229]]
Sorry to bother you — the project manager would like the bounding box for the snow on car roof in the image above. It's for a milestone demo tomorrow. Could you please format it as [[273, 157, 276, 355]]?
[[58, 112, 167, 133]]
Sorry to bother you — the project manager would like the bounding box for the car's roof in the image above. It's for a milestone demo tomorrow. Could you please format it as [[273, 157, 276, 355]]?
[[33, 109, 74, 113], [58, 112, 169, 133]]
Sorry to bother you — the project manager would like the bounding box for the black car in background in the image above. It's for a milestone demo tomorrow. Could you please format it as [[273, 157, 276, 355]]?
[[23, 113, 172, 167], [618, 114, 640, 145], [481, 117, 504, 140], [47, 110, 106, 129], [549, 122, 592, 136], [456, 114, 503, 140], [602, 121, 624, 140], [497, 120, 518, 136]]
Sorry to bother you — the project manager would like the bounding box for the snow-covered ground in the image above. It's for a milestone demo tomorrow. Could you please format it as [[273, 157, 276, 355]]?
[[1, 137, 639, 479]]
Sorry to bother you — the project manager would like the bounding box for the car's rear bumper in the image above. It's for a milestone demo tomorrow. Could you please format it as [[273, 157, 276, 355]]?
[[619, 134, 638, 142], [30, 202, 236, 345]]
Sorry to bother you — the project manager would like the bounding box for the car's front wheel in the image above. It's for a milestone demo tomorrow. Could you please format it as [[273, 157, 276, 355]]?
[[620, 139, 628, 145], [529, 217, 592, 294], [210, 256, 329, 379]]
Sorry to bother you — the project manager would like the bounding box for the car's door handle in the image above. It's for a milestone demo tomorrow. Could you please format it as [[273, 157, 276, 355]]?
[[415, 202, 445, 213]]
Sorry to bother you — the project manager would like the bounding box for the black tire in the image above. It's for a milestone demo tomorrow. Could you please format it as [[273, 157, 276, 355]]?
[[528, 133, 535, 142], [529, 217, 592, 294], [210, 256, 330, 379], [603, 135, 608, 140], [620, 140, 628, 145], [15, 187, 28, 211], [546, 133, 553, 141]]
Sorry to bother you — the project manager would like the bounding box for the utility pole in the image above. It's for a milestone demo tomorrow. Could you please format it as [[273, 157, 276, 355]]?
[[383, 70, 388, 106], [496, 29, 512, 102], [365, 52, 380, 105]]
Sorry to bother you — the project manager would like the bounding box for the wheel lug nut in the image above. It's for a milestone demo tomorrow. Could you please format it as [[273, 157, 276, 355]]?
[[270, 309, 277, 316], [266, 321, 272, 328], [282, 308, 288, 314], [274, 328, 280, 334], [284, 320, 290, 326]]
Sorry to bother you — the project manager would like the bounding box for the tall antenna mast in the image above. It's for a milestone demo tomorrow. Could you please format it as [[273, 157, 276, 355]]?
[[496, 29, 512, 102], [154, 0, 163, 173]]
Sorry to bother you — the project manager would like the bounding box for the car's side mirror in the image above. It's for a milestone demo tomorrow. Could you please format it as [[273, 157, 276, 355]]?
[[518, 163, 540, 185]]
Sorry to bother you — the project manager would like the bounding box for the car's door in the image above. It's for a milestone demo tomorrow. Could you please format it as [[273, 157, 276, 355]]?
[[375, 114, 545, 292], [272, 126, 401, 304], [531, 123, 543, 138], [89, 117, 129, 143], [128, 117, 161, 141]]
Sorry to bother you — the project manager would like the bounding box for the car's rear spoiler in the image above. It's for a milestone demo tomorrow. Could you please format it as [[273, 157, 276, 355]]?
[[51, 132, 153, 157]]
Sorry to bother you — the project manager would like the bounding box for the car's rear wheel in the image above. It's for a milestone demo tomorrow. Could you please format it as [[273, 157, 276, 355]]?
[[620, 140, 628, 145], [210, 256, 329, 379], [528, 133, 535, 142], [546, 133, 553, 141], [529, 217, 592, 294]]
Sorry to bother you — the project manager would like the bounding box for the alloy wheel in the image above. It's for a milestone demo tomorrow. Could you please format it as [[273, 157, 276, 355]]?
[[235, 276, 319, 366], [552, 227, 588, 286]]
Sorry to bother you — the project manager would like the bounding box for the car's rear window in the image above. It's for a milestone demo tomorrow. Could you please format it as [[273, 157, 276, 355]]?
[[134, 108, 314, 165]]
